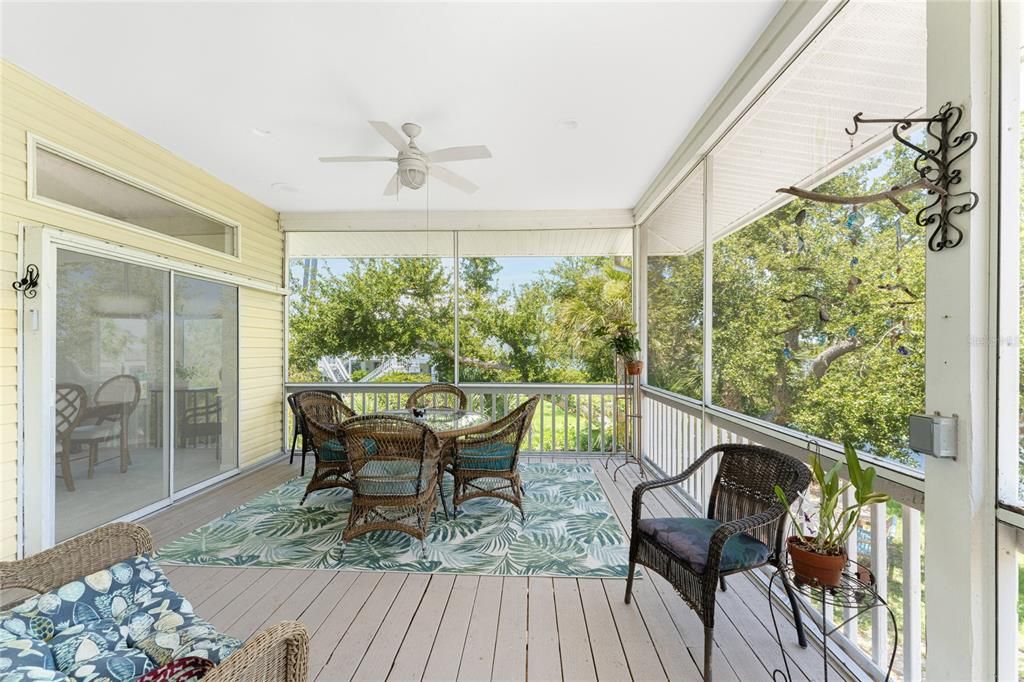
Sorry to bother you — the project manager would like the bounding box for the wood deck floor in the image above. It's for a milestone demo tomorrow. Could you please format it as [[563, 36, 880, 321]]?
[[143, 456, 849, 681]]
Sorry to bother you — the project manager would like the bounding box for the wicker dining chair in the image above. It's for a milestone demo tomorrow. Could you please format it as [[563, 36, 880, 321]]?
[[69, 374, 141, 478], [55, 383, 87, 492], [295, 391, 357, 504], [448, 395, 539, 520], [624, 443, 811, 681], [288, 388, 344, 476], [339, 415, 442, 551], [406, 382, 468, 410], [0, 523, 309, 681]]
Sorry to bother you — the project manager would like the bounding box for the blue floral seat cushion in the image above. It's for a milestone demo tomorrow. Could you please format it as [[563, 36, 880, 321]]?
[[637, 517, 771, 573], [457, 442, 516, 472]]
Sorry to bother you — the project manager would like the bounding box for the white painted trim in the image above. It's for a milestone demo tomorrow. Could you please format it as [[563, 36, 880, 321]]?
[[41, 227, 285, 295], [26, 133, 243, 262], [280, 209, 636, 232], [633, 0, 843, 224], [923, 1, 999, 678], [996, 0, 1021, 510], [21, 225, 58, 555], [997, 505, 1024, 530]]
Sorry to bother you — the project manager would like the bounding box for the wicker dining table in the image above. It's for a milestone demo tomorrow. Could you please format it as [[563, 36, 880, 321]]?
[[377, 407, 492, 439], [377, 407, 493, 516]]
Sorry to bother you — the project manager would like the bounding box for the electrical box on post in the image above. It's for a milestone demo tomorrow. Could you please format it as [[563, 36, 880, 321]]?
[[908, 412, 957, 459]]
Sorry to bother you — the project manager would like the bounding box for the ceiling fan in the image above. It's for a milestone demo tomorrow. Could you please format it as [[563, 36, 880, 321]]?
[[319, 121, 491, 195]]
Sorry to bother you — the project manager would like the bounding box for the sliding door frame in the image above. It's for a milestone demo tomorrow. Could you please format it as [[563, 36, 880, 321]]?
[[19, 223, 250, 554]]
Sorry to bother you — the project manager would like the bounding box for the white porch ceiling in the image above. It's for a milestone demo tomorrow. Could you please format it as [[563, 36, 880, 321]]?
[[0, 2, 782, 213]]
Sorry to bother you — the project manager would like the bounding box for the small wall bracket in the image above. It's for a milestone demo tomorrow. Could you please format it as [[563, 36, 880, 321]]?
[[12, 264, 39, 298], [845, 102, 978, 252]]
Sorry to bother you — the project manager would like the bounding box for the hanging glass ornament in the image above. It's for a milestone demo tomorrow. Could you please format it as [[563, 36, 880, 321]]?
[[896, 345, 910, 356], [850, 256, 859, 266], [782, 346, 794, 360], [847, 326, 858, 337], [845, 208, 865, 230], [794, 208, 807, 226]]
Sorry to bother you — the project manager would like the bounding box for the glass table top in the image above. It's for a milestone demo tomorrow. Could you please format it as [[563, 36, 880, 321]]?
[[377, 407, 490, 435]]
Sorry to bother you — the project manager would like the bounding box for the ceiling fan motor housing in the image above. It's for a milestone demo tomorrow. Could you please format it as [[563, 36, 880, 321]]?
[[397, 152, 428, 190]]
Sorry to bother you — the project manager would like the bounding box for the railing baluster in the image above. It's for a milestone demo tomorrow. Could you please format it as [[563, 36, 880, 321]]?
[[575, 392, 581, 453], [902, 505, 922, 682], [871, 501, 889, 668], [843, 487, 858, 640]]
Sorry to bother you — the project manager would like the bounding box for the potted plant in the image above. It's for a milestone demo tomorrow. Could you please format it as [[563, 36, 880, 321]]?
[[775, 441, 891, 587], [609, 325, 643, 375]]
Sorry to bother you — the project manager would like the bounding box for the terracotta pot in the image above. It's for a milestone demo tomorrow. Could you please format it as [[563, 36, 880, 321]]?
[[625, 360, 644, 376], [787, 536, 846, 587]]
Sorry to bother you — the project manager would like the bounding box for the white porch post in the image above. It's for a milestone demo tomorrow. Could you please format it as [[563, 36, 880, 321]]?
[[923, 1, 998, 679]]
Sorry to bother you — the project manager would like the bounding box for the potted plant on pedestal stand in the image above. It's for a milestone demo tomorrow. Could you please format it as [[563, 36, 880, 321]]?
[[775, 441, 891, 587], [609, 325, 643, 375]]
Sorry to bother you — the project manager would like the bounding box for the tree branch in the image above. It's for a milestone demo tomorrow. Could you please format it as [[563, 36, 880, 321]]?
[[809, 336, 863, 379], [776, 178, 946, 215]]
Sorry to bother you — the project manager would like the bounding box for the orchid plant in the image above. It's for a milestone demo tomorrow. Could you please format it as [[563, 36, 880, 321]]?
[[775, 441, 891, 556]]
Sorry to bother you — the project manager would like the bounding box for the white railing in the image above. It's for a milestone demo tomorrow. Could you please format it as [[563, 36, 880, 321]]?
[[641, 385, 925, 682], [284, 382, 622, 454]]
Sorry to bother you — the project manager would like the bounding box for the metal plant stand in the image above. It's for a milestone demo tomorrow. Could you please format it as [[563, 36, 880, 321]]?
[[605, 355, 643, 480], [768, 559, 897, 682]]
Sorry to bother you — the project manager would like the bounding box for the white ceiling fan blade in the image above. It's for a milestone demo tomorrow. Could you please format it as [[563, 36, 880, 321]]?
[[427, 145, 492, 163], [430, 165, 479, 194], [319, 155, 397, 163], [383, 172, 400, 196], [369, 120, 409, 152]]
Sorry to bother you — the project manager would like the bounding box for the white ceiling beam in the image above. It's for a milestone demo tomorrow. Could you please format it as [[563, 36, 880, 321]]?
[[279, 209, 636, 232]]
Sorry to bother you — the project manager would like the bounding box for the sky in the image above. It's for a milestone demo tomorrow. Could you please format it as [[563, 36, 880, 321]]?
[[290, 256, 560, 292]]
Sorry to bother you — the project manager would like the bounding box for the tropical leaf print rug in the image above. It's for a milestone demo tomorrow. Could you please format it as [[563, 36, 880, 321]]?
[[157, 462, 631, 578]]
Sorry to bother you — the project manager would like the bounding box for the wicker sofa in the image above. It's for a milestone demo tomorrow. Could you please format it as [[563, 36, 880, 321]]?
[[0, 522, 309, 681]]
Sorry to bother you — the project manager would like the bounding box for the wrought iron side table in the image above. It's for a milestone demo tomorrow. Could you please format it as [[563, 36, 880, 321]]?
[[768, 559, 897, 681]]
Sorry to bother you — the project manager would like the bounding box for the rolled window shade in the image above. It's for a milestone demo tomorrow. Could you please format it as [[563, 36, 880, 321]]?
[[286, 230, 455, 258]]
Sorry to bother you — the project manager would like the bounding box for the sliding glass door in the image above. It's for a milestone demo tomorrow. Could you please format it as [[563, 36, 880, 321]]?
[[173, 275, 238, 492], [42, 240, 240, 543], [54, 249, 169, 541]]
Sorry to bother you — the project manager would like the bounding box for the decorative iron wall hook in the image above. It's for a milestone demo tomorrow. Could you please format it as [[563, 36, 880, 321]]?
[[12, 264, 40, 298], [845, 102, 977, 252]]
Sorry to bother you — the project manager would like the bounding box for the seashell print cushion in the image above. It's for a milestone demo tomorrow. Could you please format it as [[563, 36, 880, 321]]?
[[0, 632, 58, 676], [63, 650, 155, 681]]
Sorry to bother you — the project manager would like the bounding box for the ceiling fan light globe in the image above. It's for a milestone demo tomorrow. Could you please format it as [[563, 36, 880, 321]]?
[[397, 157, 428, 190]]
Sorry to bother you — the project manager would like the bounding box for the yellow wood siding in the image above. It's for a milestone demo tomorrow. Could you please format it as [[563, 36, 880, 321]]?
[[0, 60, 285, 559]]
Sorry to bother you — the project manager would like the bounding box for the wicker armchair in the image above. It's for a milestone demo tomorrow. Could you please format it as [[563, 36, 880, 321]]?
[[448, 395, 538, 520], [0, 523, 309, 682], [69, 374, 141, 479], [55, 383, 87, 491], [339, 415, 442, 551], [624, 443, 811, 681], [406, 382, 468, 410], [288, 389, 343, 476], [295, 391, 357, 504]]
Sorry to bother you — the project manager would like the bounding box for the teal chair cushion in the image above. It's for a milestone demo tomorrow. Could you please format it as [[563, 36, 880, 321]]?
[[318, 437, 378, 463], [318, 438, 347, 463], [357, 459, 423, 497], [636, 517, 770, 573], [458, 442, 517, 472]]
